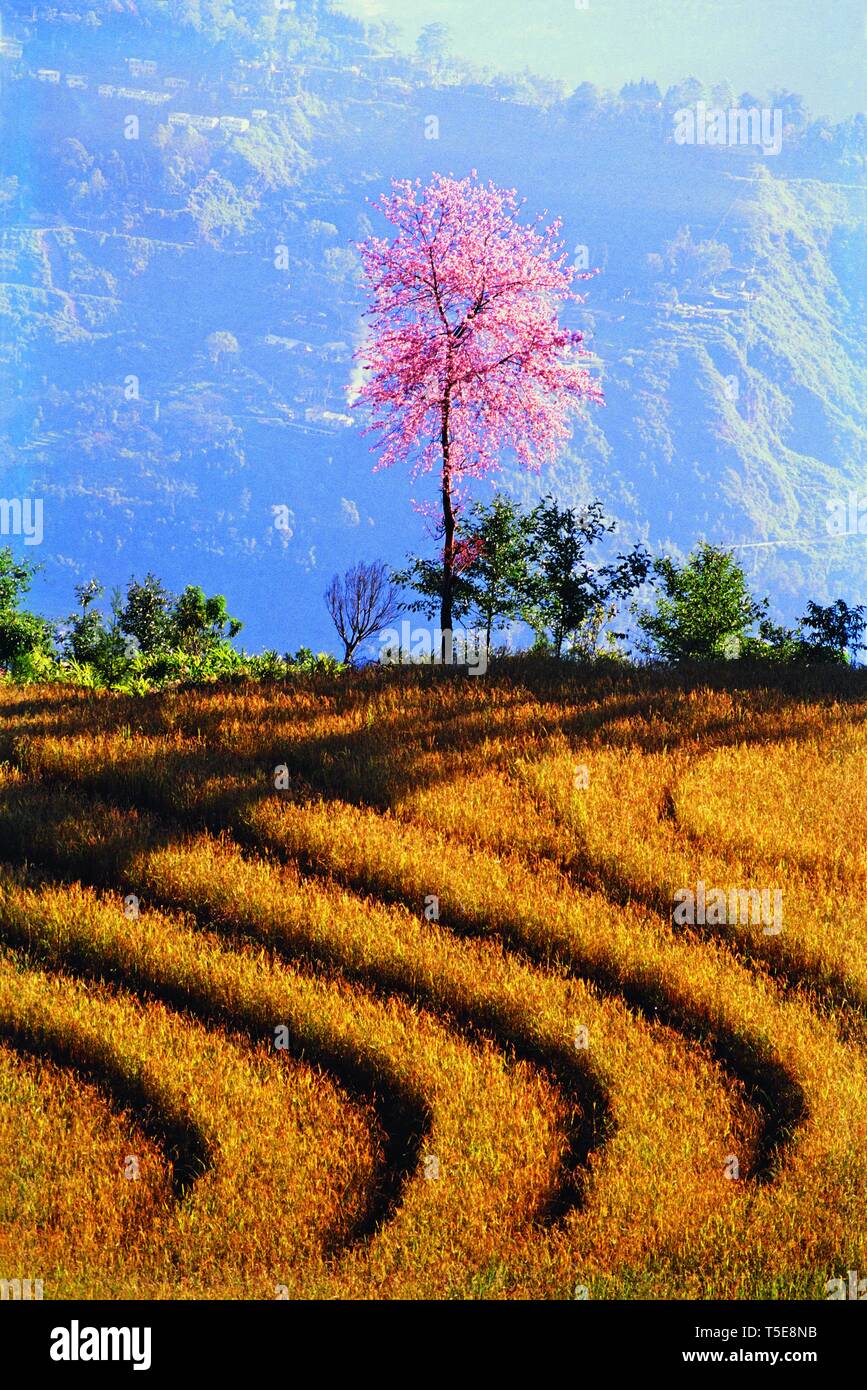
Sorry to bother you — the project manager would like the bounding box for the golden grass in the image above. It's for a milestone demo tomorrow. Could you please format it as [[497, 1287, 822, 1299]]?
[[1, 664, 865, 1299]]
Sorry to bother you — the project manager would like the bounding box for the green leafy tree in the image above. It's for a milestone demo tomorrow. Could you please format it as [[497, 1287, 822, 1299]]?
[[524, 497, 650, 658], [115, 573, 175, 656], [62, 574, 242, 685], [461, 494, 531, 649], [391, 553, 476, 628], [171, 584, 242, 656], [638, 543, 767, 662], [188, 172, 256, 245], [799, 599, 866, 664], [0, 548, 53, 675], [742, 616, 803, 664], [416, 22, 452, 69], [62, 579, 114, 668]]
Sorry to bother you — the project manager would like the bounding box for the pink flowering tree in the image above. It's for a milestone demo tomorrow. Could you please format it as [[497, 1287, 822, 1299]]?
[[355, 170, 603, 654]]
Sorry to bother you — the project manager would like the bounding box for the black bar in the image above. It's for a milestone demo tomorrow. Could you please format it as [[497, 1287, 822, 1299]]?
[[2, 1298, 860, 1376]]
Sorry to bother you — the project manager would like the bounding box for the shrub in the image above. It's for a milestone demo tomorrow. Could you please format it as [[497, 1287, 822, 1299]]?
[[524, 497, 650, 659], [799, 599, 866, 664], [0, 548, 54, 680], [637, 543, 767, 662]]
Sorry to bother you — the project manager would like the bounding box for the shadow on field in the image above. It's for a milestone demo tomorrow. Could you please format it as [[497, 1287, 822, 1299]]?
[[3, 663, 863, 1206], [0, 1018, 211, 1199], [0, 778, 609, 1228], [0, 760, 800, 1191]]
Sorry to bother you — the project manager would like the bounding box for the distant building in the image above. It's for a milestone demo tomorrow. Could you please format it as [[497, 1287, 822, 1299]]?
[[262, 336, 314, 355], [0, 38, 24, 59], [305, 407, 352, 429], [220, 115, 250, 132], [189, 115, 219, 131], [114, 86, 169, 104], [66, 75, 87, 89], [163, 77, 189, 91], [127, 58, 157, 78], [36, 68, 61, 83], [251, 108, 268, 120]]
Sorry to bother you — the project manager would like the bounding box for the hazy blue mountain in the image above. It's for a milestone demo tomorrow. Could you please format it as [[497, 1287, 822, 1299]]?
[[1, 0, 864, 652]]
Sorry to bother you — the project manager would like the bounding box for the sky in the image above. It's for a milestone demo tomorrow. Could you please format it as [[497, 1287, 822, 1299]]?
[[337, 0, 866, 121]]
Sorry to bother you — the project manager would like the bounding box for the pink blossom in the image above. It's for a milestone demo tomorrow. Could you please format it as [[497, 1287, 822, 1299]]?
[[354, 171, 603, 639]]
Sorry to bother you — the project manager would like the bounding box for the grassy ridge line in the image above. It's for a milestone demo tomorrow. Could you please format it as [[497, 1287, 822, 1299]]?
[[242, 794, 866, 1184], [3, 680, 867, 1293], [260, 688, 867, 1013], [0, 1036, 174, 1294], [14, 683, 867, 1015], [1, 761, 855, 1289], [497, 740, 867, 1018], [6, 717, 854, 1180], [209, 686, 867, 1017], [133, 837, 762, 1230], [408, 749, 867, 1016], [0, 811, 811, 1301], [672, 737, 867, 881], [0, 870, 570, 1300], [0, 760, 770, 1250], [0, 944, 379, 1298], [3, 728, 822, 1180]]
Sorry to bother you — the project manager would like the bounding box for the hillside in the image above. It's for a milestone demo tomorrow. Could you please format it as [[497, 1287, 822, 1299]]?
[[0, 664, 865, 1297], [0, 0, 865, 652]]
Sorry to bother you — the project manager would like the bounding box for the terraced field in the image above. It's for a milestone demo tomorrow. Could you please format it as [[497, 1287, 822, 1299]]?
[[1, 665, 865, 1300]]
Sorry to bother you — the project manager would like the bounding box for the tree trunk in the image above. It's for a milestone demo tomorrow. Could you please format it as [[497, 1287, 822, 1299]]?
[[440, 388, 454, 664]]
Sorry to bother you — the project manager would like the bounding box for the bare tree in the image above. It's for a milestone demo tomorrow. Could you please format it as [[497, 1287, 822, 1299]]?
[[325, 561, 402, 665]]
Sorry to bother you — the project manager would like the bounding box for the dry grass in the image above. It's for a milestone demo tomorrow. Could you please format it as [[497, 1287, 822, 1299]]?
[[1, 663, 865, 1299]]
